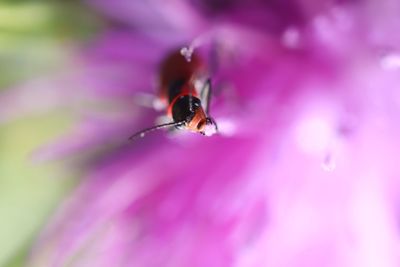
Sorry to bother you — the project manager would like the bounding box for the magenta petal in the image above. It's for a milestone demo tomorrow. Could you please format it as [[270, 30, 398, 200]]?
[[25, 0, 400, 266]]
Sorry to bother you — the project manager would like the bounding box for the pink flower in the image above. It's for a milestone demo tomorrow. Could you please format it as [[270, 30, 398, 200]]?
[[18, 0, 400, 266]]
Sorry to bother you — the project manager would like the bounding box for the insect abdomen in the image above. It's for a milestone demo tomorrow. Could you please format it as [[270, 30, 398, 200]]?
[[159, 50, 203, 103]]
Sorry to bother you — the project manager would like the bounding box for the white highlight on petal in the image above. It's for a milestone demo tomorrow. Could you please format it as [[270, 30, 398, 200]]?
[[216, 118, 237, 136], [313, 15, 336, 44], [281, 27, 300, 49], [350, 174, 398, 267], [311, 7, 353, 48], [380, 53, 400, 70], [295, 114, 334, 154], [292, 97, 346, 172]]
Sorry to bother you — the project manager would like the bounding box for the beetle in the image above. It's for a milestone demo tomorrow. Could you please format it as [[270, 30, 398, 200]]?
[[129, 49, 218, 140]]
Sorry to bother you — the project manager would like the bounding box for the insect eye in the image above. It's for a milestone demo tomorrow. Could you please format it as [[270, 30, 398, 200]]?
[[197, 120, 205, 130]]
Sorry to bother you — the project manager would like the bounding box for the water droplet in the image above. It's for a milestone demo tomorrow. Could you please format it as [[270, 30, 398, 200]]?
[[321, 153, 336, 172], [140, 133, 145, 138], [180, 46, 193, 62]]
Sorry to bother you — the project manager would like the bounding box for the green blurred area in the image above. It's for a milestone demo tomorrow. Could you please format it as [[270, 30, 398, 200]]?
[[0, 0, 101, 88], [0, 1, 102, 266], [0, 113, 74, 267]]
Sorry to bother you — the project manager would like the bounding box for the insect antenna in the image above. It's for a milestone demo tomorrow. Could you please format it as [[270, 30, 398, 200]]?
[[128, 121, 185, 141]]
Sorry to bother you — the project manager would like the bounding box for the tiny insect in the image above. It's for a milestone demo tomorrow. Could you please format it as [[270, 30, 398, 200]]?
[[129, 49, 218, 140]]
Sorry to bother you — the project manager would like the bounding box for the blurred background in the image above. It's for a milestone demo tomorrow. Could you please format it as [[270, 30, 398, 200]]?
[[0, 1, 101, 266]]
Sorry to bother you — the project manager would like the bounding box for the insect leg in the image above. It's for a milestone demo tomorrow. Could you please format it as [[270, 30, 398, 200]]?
[[200, 78, 212, 115], [133, 92, 167, 111]]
